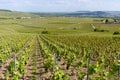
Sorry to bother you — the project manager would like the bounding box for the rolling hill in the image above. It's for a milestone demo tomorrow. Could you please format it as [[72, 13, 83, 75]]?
[[33, 11, 120, 17], [0, 9, 39, 18]]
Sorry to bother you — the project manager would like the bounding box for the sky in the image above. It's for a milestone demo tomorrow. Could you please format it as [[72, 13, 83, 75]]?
[[0, 0, 120, 12]]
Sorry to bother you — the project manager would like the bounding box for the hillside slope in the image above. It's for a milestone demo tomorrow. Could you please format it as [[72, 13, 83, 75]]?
[[0, 9, 39, 18]]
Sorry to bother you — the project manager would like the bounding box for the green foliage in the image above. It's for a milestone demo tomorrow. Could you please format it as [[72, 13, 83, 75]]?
[[66, 52, 76, 69], [94, 28, 109, 32], [2, 36, 34, 79], [51, 67, 71, 80], [88, 65, 96, 75], [0, 56, 3, 63], [7, 61, 19, 72], [18, 62, 25, 74], [77, 72, 86, 80], [92, 77, 106, 80], [113, 31, 120, 35], [76, 60, 84, 68], [110, 63, 118, 75], [12, 70, 20, 80], [4, 70, 10, 80], [41, 31, 50, 34], [104, 19, 109, 24], [43, 58, 54, 71]]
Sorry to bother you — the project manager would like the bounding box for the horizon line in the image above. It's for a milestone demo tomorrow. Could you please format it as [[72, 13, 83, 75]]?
[[1, 9, 120, 13]]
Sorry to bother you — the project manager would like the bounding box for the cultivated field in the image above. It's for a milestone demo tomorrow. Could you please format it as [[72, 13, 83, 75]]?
[[0, 16, 120, 80]]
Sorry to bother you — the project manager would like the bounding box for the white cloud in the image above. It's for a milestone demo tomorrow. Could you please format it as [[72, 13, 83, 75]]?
[[78, 0, 90, 2], [48, 0, 67, 5]]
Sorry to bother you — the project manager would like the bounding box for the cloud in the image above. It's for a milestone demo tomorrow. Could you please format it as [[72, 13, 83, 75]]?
[[0, 0, 120, 12], [47, 0, 67, 5], [55, 0, 66, 4], [78, 0, 90, 2]]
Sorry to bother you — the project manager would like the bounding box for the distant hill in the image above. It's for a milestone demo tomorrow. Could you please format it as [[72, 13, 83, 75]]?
[[0, 9, 39, 18], [1, 9, 120, 18], [66, 11, 108, 17], [0, 9, 12, 12], [66, 11, 120, 17], [33, 11, 120, 17]]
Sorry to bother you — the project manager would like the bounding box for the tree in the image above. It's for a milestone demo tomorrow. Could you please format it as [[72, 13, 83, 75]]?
[[104, 19, 109, 24]]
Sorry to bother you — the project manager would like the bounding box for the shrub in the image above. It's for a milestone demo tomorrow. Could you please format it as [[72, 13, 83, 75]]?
[[113, 31, 120, 35], [94, 29, 109, 32], [101, 29, 109, 32], [41, 31, 50, 34], [94, 28, 99, 32], [73, 27, 77, 30]]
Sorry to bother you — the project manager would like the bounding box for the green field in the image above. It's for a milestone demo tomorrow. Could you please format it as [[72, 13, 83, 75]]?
[[0, 17, 120, 36], [0, 12, 120, 80]]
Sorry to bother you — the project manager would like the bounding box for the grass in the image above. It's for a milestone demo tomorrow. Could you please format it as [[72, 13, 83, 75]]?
[[0, 16, 119, 36]]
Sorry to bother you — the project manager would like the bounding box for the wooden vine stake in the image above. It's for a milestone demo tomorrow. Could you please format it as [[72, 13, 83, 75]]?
[[87, 53, 90, 80], [118, 53, 120, 77], [53, 53, 57, 72], [14, 53, 16, 70]]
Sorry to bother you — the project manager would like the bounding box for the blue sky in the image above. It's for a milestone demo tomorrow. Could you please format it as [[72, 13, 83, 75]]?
[[0, 0, 120, 12]]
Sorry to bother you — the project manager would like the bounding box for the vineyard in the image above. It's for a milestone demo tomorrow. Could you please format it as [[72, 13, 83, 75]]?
[[1, 1, 120, 79], [0, 33, 119, 80]]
